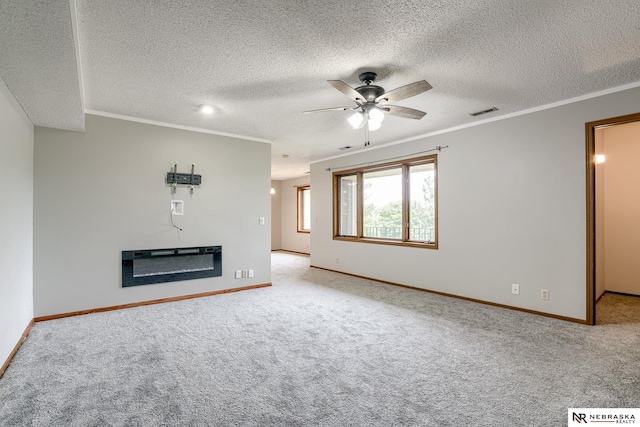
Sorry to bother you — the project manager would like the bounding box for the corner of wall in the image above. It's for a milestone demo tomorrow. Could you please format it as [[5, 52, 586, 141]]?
[[0, 74, 34, 369]]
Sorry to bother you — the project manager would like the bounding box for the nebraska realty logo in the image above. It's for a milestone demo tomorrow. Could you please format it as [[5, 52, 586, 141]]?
[[569, 408, 639, 424]]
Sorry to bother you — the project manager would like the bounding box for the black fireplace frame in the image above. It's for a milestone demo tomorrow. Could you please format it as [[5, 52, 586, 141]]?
[[122, 245, 222, 287]]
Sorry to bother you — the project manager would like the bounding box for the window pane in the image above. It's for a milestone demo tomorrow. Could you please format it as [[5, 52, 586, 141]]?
[[409, 163, 435, 243], [302, 188, 311, 230], [338, 175, 357, 236], [297, 186, 311, 232], [363, 167, 403, 239], [333, 154, 437, 248]]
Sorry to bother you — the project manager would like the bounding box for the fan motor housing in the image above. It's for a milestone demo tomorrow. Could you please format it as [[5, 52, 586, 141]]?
[[355, 85, 385, 102]]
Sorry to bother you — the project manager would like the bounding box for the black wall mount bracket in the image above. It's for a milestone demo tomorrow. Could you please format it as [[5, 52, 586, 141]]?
[[166, 162, 201, 190]]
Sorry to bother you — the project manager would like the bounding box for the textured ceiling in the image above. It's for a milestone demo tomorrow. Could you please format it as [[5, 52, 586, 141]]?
[[0, 0, 84, 131], [2, 1, 640, 179]]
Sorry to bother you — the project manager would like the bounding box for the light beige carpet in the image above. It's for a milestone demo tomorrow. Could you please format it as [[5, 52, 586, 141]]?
[[1, 251, 638, 426]]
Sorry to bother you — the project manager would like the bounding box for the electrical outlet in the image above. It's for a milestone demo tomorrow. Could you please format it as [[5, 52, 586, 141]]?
[[336, 257, 340, 264], [170, 200, 184, 215], [242, 270, 248, 278], [541, 289, 549, 300], [235, 270, 242, 279], [512, 284, 520, 295], [248, 269, 254, 278], [259, 217, 265, 226]]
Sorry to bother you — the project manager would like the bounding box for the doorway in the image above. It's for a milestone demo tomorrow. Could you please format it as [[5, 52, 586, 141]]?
[[586, 112, 640, 325]]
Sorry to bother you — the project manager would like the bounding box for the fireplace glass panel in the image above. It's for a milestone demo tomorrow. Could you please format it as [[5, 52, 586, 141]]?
[[122, 246, 221, 287], [133, 254, 214, 277]]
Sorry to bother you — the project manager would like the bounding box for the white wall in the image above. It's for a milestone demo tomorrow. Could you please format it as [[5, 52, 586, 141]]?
[[280, 176, 310, 254], [311, 86, 640, 321], [602, 121, 640, 296], [271, 180, 282, 250], [33, 114, 271, 317], [0, 77, 34, 365]]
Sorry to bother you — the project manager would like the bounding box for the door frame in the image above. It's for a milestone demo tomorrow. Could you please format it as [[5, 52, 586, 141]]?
[[585, 112, 640, 325]]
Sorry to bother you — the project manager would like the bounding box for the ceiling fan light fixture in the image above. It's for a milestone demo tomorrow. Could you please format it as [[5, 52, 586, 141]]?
[[368, 108, 385, 123], [368, 120, 382, 131], [348, 112, 364, 129]]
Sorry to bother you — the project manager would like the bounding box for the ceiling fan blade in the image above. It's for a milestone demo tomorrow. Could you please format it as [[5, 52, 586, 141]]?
[[383, 105, 427, 120], [303, 106, 358, 114], [375, 80, 432, 104], [327, 80, 367, 104]]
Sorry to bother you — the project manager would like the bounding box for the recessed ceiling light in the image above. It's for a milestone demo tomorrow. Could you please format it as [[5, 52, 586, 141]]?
[[198, 104, 214, 114]]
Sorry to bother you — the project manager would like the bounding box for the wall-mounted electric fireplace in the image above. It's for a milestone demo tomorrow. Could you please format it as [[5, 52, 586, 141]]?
[[122, 246, 222, 287]]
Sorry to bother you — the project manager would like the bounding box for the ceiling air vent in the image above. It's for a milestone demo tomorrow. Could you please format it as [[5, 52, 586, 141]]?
[[470, 107, 499, 117], [338, 146, 353, 151]]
